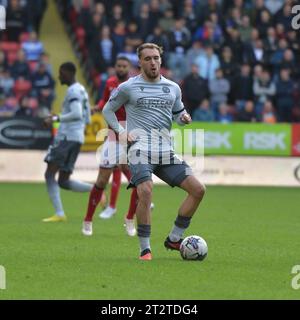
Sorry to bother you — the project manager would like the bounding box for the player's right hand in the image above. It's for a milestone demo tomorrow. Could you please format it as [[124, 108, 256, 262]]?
[[119, 131, 135, 146], [43, 116, 53, 128]]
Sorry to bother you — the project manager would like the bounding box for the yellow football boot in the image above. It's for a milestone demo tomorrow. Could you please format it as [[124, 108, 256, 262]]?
[[42, 215, 67, 222]]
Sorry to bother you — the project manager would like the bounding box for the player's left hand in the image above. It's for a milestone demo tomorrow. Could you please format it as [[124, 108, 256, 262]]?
[[180, 113, 192, 124]]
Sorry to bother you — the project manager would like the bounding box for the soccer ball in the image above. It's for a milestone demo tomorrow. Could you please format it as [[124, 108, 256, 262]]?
[[180, 235, 208, 261]]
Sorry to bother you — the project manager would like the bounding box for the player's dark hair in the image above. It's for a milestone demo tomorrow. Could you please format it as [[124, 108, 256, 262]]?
[[116, 56, 131, 64], [137, 43, 163, 59], [60, 62, 76, 75]]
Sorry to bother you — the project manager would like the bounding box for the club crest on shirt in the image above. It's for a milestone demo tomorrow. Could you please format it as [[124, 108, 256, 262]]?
[[162, 86, 170, 93]]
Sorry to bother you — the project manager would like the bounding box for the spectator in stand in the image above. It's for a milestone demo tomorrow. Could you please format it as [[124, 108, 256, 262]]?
[[22, 31, 44, 62], [136, 3, 153, 40], [275, 68, 294, 122], [109, 4, 125, 29], [196, 0, 222, 26], [265, 0, 284, 15], [232, 63, 254, 111], [275, 3, 294, 31], [253, 68, 276, 115], [263, 27, 278, 66], [270, 39, 289, 76], [275, 23, 286, 40], [236, 100, 257, 122], [90, 25, 117, 74], [85, 12, 106, 46], [112, 20, 127, 53], [257, 10, 273, 39], [217, 103, 233, 123], [182, 0, 198, 34], [148, 0, 162, 34], [146, 25, 170, 63], [6, 0, 27, 42], [182, 64, 209, 115], [194, 44, 220, 81], [219, 46, 239, 85], [0, 51, 8, 73], [9, 49, 31, 80], [209, 68, 230, 117], [0, 95, 19, 117], [158, 8, 175, 33], [223, 28, 244, 64], [185, 41, 204, 73], [125, 21, 143, 51], [225, 6, 243, 32], [15, 96, 34, 117], [192, 99, 215, 122], [280, 49, 297, 79], [40, 52, 53, 75], [244, 36, 266, 67], [167, 18, 191, 81], [0, 70, 14, 97], [252, 0, 268, 26], [118, 45, 139, 68], [31, 62, 55, 113], [261, 99, 277, 123], [26, 0, 48, 35], [286, 30, 300, 60], [238, 15, 252, 43], [193, 18, 223, 51]]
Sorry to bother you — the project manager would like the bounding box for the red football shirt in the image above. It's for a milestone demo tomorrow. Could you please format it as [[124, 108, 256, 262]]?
[[97, 76, 126, 122]]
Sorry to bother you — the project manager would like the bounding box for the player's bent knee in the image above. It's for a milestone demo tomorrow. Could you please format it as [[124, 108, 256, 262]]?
[[137, 181, 152, 201], [185, 178, 206, 199], [58, 178, 71, 190], [192, 182, 206, 199]]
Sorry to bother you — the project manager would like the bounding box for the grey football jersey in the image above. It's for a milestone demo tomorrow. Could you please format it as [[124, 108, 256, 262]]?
[[103, 75, 185, 152], [56, 82, 91, 144]]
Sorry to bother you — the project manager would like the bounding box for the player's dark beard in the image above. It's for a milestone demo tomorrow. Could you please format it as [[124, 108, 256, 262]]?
[[117, 73, 127, 81]]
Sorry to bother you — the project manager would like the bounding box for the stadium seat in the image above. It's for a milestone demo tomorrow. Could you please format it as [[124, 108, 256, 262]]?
[[68, 7, 79, 31], [0, 42, 20, 53], [28, 61, 38, 73], [19, 32, 30, 43], [28, 97, 38, 110], [13, 79, 32, 100], [7, 51, 18, 65], [5, 96, 19, 108], [76, 27, 85, 43], [75, 27, 87, 58]]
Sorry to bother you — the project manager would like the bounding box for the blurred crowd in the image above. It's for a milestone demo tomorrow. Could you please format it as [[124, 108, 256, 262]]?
[[0, 0, 54, 117], [1, 0, 300, 123], [58, 0, 300, 123]]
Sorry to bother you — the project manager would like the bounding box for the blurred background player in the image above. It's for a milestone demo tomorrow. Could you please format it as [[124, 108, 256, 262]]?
[[82, 56, 138, 236], [43, 62, 92, 222], [97, 56, 131, 221]]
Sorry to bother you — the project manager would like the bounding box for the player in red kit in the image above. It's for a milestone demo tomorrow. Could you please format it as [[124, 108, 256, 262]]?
[[82, 56, 138, 237]]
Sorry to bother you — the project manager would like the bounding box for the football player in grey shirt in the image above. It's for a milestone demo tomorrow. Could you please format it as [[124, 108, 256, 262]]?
[[42, 62, 92, 222], [103, 43, 206, 260]]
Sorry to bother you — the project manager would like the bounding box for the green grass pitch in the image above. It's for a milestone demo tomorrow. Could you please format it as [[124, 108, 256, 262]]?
[[0, 183, 299, 300]]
